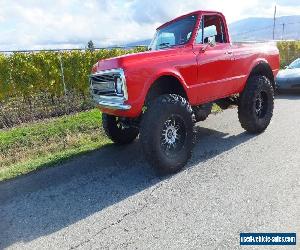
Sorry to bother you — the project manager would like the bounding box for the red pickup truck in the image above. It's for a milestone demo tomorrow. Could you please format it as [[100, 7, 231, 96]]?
[[90, 10, 280, 175]]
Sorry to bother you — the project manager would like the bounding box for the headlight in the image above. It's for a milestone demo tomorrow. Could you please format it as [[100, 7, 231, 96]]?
[[114, 75, 124, 95], [113, 68, 128, 100]]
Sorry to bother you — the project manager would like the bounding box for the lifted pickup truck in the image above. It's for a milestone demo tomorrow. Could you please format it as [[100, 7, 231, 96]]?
[[90, 10, 280, 175]]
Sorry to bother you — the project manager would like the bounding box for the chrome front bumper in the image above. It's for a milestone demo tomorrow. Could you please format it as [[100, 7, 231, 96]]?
[[92, 95, 131, 111], [96, 100, 131, 110]]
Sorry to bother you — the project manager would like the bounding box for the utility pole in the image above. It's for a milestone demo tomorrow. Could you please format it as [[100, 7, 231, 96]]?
[[281, 23, 285, 40], [273, 5, 277, 40]]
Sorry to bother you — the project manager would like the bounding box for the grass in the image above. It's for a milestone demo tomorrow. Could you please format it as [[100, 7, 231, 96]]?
[[0, 104, 223, 182], [0, 109, 111, 182], [212, 104, 222, 113]]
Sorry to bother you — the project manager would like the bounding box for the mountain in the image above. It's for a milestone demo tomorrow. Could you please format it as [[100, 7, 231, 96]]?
[[124, 15, 300, 46], [126, 39, 152, 47], [229, 15, 300, 41]]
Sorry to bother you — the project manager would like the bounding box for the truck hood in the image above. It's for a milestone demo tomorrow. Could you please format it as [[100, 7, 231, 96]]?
[[92, 47, 184, 73]]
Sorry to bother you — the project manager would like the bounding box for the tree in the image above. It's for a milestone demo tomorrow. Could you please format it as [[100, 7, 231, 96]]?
[[87, 40, 95, 51]]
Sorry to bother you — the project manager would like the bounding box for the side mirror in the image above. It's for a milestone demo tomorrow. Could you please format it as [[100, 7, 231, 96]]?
[[200, 40, 216, 53], [208, 39, 216, 47]]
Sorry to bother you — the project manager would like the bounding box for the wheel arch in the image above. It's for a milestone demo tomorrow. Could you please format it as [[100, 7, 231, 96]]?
[[248, 61, 275, 90], [144, 74, 189, 105]]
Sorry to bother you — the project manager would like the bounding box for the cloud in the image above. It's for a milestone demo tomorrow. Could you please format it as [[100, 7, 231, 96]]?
[[0, 0, 299, 50]]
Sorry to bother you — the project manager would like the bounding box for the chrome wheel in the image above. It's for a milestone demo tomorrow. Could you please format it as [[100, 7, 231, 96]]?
[[255, 91, 268, 118], [160, 115, 186, 156]]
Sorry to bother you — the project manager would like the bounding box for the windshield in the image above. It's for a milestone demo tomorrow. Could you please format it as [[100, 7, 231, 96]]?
[[149, 15, 198, 51], [288, 58, 300, 69]]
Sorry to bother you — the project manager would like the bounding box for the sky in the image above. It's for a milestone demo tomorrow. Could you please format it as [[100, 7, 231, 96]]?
[[0, 0, 300, 51]]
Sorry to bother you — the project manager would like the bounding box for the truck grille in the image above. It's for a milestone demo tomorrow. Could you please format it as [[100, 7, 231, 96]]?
[[89, 69, 128, 102], [90, 73, 119, 96]]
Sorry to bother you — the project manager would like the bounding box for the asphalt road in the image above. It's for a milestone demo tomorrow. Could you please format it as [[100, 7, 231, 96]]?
[[0, 95, 299, 250]]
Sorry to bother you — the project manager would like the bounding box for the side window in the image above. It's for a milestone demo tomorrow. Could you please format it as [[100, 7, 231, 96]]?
[[196, 15, 227, 44], [204, 25, 217, 44]]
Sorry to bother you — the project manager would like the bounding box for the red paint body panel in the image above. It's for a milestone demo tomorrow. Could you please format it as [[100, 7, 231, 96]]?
[[93, 11, 280, 118]]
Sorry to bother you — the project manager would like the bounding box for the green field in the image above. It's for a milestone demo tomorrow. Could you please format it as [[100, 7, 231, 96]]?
[[0, 105, 222, 182], [0, 109, 110, 181]]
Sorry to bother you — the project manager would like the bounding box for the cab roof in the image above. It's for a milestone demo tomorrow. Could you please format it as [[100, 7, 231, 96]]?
[[157, 10, 224, 30]]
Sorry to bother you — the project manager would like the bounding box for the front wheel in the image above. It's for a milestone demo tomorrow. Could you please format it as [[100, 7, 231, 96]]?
[[140, 94, 194, 175], [102, 114, 139, 145], [238, 75, 274, 134]]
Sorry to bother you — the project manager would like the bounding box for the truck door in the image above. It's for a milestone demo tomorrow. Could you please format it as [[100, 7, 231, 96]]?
[[193, 14, 236, 104]]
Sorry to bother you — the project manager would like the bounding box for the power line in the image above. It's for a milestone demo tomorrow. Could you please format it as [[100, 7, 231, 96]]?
[[273, 5, 277, 40]]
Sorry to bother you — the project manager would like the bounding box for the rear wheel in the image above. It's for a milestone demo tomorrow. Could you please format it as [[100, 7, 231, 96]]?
[[140, 94, 194, 175], [102, 114, 139, 145], [238, 75, 274, 133]]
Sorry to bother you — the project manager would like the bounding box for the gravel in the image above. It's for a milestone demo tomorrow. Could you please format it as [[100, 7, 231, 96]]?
[[0, 95, 299, 250]]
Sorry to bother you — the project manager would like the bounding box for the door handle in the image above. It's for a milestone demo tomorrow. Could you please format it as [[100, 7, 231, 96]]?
[[225, 51, 233, 55]]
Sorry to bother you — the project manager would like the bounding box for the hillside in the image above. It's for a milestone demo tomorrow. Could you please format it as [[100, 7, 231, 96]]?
[[125, 15, 300, 46], [229, 15, 300, 41]]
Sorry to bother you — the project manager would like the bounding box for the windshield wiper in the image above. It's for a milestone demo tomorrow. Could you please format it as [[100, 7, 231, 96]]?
[[158, 42, 171, 48]]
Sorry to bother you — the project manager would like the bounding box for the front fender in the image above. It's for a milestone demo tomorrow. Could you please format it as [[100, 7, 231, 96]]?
[[143, 69, 189, 99]]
